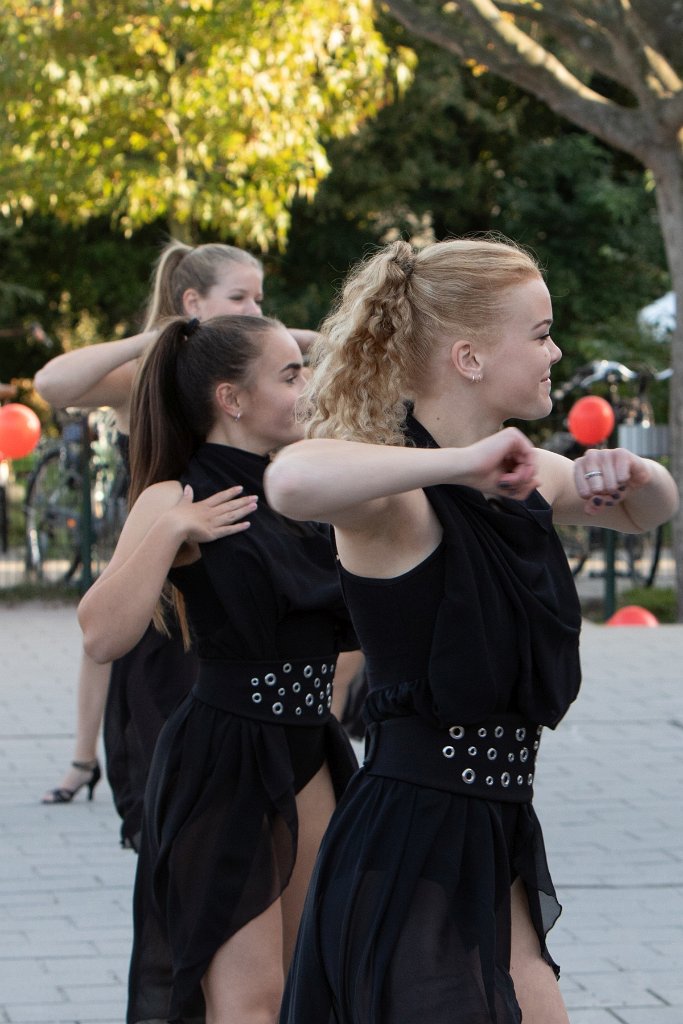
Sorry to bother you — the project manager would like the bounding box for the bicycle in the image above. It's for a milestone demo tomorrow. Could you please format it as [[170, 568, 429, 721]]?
[[545, 359, 671, 588], [24, 408, 128, 583]]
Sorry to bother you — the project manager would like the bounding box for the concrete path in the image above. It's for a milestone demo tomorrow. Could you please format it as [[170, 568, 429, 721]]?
[[0, 602, 681, 1023]]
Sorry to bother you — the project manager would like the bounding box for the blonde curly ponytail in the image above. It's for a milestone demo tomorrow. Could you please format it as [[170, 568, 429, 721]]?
[[303, 235, 541, 445]]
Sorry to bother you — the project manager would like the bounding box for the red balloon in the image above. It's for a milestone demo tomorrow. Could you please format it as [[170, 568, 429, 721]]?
[[606, 605, 659, 627], [567, 395, 615, 446], [0, 403, 42, 459]]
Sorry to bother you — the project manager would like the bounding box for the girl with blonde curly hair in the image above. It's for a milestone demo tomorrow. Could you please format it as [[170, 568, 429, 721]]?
[[266, 235, 678, 1024]]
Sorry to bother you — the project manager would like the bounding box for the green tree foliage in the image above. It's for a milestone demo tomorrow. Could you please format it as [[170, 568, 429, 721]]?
[[0, 0, 413, 249]]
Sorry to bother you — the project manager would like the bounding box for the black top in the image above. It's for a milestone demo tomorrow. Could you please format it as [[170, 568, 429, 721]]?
[[170, 442, 356, 660], [339, 415, 582, 729]]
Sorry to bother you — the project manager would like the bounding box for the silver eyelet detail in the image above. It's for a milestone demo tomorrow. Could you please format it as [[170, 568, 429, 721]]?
[[494, 726, 504, 738], [515, 727, 526, 741], [449, 726, 464, 740], [314, 678, 321, 688], [517, 775, 524, 785], [317, 705, 324, 715], [283, 663, 292, 673], [292, 682, 301, 693], [478, 727, 487, 738], [487, 748, 497, 760], [507, 752, 515, 762], [265, 673, 277, 686], [322, 664, 328, 674], [272, 702, 283, 715], [305, 694, 314, 706], [327, 696, 332, 707], [462, 768, 476, 784], [537, 725, 543, 735], [442, 745, 455, 759], [520, 748, 529, 762], [467, 745, 477, 756], [527, 773, 534, 785], [277, 688, 285, 696], [252, 693, 262, 704], [533, 740, 540, 750], [304, 665, 313, 678], [295, 707, 302, 715], [486, 775, 494, 785], [501, 772, 510, 787], [251, 677, 260, 687]]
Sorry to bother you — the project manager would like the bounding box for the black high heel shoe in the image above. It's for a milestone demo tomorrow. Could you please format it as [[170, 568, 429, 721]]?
[[41, 759, 102, 804]]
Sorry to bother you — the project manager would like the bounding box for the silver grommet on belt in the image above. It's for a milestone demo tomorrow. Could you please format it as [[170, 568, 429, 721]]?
[[467, 745, 477, 756], [462, 768, 476, 784], [295, 707, 302, 715], [265, 673, 277, 686], [272, 702, 283, 715], [515, 727, 526, 741], [494, 726, 504, 738], [283, 663, 292, 673], [317, 705, 324, 715], [487, 748, 497, 760], [304, 665, 313, 678], [486, 775, 494, 785], [501, 772, 510, 787], [251, 678, 259, 687], [520, 748, 529, 762], [507, 752, 515, 762], [292, 682, 301, 693], [252, 693, 262, 704], [305, 694, 314, 706], [314, 678, 321, 688], [278, 688, 286, 696], [442, 745, 455, 759], [478, 727, 487, 738], [449, 726, 464, 739], [517, 775, 524, 785], [527, 773, 534, 785]]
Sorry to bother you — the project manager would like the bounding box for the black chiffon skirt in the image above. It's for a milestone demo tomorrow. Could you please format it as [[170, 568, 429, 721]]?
[[127, 693, 357, 1024], [104, 623, 198, 849], [280, 766, 561, 1024]]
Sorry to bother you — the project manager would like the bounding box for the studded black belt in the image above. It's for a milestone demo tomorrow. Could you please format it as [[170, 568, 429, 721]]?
[[364, 713, 542, 802], [193, 656, 337, 726]]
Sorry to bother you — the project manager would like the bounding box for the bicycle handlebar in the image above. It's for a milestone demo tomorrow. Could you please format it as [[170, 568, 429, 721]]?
[[552, 359, 672, 400]]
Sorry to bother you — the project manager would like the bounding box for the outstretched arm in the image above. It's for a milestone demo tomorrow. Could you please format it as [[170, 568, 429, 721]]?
[[33, 331, 158, 418], [78, 482, 258, 662], [537, 447, 679, 531]]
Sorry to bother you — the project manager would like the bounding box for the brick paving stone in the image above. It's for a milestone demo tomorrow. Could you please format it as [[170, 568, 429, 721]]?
[[1, 603, 681, 1022]]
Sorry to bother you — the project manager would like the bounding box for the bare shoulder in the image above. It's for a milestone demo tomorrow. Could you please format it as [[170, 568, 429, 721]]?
[[131, 480, 184, 520], [335, 488, 442, 578]]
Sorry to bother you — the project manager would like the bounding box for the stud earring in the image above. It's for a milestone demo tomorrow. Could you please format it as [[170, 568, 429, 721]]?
[[471, 373, 483, 383], [232, 411, 242, 421]]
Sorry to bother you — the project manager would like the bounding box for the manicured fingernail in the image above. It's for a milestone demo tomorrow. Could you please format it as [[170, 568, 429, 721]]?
[[498, 482, 512, 489], [592, 497, 602, 506], [611, 493, 620, 500], [618, 485, 626, 492], [606, 500, 614, 506]]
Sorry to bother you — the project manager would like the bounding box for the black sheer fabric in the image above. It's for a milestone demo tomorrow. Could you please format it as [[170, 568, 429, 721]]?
[[280, 416, 581, 1024], [127, 443, 357, 1024]]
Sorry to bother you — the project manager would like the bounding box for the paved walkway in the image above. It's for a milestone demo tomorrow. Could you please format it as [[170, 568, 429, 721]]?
[[1, 602, 682, 1023]]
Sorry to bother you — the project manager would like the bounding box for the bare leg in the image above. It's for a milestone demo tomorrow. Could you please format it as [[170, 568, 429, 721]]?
[[200, 763, 336, 1022], [281, 761, 337, 968], [510, 877, 570, 1024], [201, 900, 285, 1024], [42, 649, 110, 801]]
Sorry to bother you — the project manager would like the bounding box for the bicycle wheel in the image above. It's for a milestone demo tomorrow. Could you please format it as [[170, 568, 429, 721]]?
[[25, 447, 82, 582], [89, 446, 128, 577], [556, 524, 592, 577], [624, 527, 663, 588]]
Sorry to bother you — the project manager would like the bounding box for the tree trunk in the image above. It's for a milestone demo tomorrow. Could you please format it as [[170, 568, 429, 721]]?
[[648, 144, 683, 619]]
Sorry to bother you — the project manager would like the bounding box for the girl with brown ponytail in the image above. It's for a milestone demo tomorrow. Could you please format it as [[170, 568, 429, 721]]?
[[266, 236, 678, 1024], [78, 313, 360, 1024]]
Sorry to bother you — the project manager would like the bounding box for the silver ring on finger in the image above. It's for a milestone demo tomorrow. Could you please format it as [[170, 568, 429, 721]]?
[[584, 470, 604, 480]]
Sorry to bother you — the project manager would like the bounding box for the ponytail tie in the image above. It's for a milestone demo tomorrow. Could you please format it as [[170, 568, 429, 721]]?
[[184, 317, 200, 338]]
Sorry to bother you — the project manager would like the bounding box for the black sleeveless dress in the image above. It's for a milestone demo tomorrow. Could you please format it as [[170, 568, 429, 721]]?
[[103, 433, 199, 850], [127, 442, 358, 1024], [279, 415, 582, 1024]]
